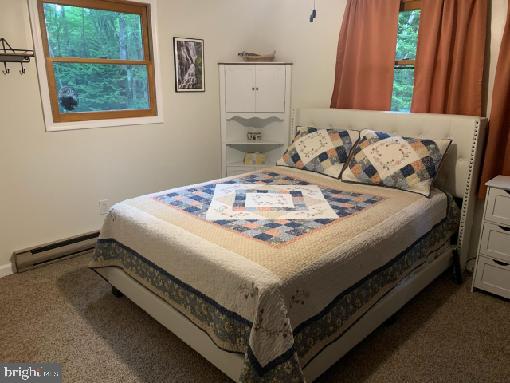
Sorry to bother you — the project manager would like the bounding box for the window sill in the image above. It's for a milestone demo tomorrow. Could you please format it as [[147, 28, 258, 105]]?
[[45, 114, 164, 132]]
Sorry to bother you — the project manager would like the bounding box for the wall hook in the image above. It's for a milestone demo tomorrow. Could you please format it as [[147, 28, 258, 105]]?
[[2, 61, 9, 75], [0, 38, 34, 76]]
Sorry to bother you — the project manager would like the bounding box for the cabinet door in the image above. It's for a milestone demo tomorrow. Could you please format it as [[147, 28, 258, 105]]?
[[255, 66, 286, 113], [225, 65, 256, 113]]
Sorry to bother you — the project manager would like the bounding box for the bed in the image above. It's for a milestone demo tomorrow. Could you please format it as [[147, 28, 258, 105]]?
[[90, 109, 486, 382]]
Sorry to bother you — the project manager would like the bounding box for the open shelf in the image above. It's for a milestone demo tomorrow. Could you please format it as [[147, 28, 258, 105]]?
[[227, 161, 272, 168], [225, 141, 285, 145], [226, 113, 285, 121], [225, 141, 285, 153]]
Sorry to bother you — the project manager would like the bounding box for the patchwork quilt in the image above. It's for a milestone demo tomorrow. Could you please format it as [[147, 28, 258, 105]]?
[[91, 167, 459, 382]]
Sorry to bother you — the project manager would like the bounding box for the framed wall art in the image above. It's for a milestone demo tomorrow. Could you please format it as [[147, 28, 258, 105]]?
[[173, 37, 205, 92]]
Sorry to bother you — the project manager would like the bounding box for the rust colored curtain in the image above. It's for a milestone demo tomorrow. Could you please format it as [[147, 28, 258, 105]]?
[[330, 0, 401, 110], [479, 2, 510, 197], [411, 0, 488, 115]]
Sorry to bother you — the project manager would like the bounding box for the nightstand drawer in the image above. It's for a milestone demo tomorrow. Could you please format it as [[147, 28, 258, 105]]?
[[479, 222, 510, 263], [473, 256, 510, 299], [485, 187, 510, 227]]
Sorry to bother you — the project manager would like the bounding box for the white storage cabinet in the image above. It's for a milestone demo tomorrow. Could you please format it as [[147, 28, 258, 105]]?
[[219, 63, 292, 177], [473, 176, 510, 299]]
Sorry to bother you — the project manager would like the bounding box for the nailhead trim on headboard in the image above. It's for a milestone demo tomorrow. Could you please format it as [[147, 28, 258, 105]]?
[[290, 108, 297, 138], [457, 119, 481, 259]]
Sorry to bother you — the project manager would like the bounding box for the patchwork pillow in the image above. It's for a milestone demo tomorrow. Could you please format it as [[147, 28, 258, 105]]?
[[341, 130, 451, 197], [277, 127, 359, 178]]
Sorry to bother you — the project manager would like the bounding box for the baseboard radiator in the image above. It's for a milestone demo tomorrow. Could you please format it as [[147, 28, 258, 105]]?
[[13, 231, 99, 273]]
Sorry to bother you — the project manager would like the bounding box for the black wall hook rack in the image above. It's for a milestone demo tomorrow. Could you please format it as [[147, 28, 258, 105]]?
[[0, 38, 35, 75]]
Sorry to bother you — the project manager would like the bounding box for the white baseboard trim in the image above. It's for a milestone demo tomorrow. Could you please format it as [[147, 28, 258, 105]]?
[[0, 263, 14, 278]]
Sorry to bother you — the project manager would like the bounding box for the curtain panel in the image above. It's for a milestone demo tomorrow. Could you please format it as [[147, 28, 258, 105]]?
[[330, 0, 401, 111], [411, 0, 488, 116], [479, 1, 510, 196]]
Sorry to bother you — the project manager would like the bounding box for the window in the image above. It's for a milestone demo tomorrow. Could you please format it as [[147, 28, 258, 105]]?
[[35, 0, 159, 126], [391, 0, 421, 112]]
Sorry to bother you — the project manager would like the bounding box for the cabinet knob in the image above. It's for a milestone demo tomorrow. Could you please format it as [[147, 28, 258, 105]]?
[[252, 87, 255, 91]]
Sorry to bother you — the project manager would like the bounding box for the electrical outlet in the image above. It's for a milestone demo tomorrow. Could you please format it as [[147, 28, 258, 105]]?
[[99, 199, 110, 215]]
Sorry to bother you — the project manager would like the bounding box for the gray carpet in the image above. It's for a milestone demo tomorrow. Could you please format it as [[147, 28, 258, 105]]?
[[0, 253, 508, 383]]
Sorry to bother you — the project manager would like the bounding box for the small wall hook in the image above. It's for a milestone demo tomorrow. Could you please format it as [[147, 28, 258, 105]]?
[[0, 37, 34, 76]]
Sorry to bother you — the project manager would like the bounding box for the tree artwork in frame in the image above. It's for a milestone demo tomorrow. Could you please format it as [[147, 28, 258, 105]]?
[[173, 37, 205, 92]]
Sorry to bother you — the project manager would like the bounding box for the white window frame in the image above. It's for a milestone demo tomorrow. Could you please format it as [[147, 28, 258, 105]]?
[[28, 0, 164, 132]]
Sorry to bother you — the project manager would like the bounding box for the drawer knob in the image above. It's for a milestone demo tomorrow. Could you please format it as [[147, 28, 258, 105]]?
[[500, 226, 510, 232], [493, 259, 510, 267]]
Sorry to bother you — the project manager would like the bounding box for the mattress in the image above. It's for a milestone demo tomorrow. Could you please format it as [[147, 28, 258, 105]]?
[[90, 167, 460, 382]]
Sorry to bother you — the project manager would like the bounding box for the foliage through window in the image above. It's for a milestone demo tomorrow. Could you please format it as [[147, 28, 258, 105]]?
[[391, 1, 421, 112], [38, 0, 156, 122]]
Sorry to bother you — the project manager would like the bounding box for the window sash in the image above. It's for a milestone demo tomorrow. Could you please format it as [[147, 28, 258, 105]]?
[[394, 59, 415, 67], [400, 0, 421, 12], [37, 0, 157, 123]]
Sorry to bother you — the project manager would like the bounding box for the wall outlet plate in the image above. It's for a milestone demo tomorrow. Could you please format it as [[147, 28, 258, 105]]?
[[99, 199, 110, 215]]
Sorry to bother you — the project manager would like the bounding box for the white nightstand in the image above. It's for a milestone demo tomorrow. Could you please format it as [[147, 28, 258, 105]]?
[[472, 176, 510, 299]]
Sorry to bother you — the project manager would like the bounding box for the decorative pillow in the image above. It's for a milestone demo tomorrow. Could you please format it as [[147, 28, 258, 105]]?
[[341, 130, 451, 197], [277, 127, 359, 178]]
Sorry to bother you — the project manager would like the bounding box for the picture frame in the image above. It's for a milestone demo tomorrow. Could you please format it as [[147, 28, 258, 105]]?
[[173, 37, 205, 92]]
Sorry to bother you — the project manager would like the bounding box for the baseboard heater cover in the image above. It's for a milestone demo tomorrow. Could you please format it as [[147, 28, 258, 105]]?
[[13, 231, 99, 272]]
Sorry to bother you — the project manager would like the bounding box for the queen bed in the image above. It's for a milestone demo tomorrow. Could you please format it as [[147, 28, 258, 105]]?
[[90, 109, 486, 382]]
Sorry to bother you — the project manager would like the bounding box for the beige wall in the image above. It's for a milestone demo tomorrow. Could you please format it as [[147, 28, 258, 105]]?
[[0, 0, 272, 271], [262, 0, 348, 108], [0, 0, 507, 272], [487, 0, 509, 116]]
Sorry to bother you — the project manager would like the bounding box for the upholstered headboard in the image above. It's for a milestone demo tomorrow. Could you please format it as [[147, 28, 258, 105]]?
[[294, 108, 487, 269]]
